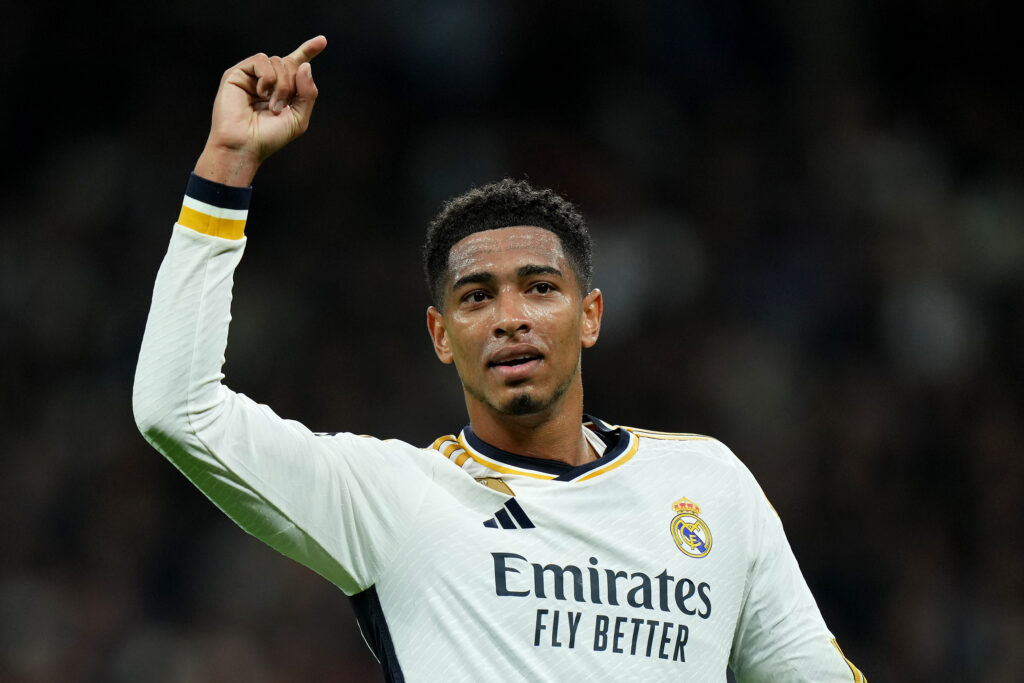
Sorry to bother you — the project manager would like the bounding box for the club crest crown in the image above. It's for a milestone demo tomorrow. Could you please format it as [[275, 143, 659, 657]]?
[[672, 498, 701, 516]]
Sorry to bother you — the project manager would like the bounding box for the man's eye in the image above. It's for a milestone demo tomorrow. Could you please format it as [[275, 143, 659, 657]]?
[[532, 283, 553, 294], [464, 291, 489, 303]]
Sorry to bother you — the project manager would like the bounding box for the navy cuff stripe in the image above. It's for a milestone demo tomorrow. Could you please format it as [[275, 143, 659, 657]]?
[[185, 173, 253, 210]]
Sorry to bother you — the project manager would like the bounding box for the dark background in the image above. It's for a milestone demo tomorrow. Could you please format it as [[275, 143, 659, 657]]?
[[2, 1, 1021, 681]]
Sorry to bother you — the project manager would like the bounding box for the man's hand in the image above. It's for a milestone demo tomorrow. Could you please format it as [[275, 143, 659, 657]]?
[[194, 35, 327, 187]]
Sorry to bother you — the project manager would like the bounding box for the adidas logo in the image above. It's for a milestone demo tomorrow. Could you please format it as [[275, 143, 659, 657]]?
[[483, 498, 535, 530]]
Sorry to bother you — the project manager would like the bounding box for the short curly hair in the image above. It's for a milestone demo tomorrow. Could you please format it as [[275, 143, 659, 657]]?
[[423, 178, 593, 307]]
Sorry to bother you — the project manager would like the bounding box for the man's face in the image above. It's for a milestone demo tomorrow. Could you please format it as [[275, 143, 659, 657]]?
[[427, 226, 602, 419]]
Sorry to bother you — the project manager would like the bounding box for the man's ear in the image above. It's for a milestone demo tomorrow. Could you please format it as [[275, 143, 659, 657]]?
[[427, 306, 454, 364], [580, 288, 603, 349]]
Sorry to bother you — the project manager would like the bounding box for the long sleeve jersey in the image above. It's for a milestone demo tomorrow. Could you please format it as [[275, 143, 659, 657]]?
[[133, 174, 865, 682]]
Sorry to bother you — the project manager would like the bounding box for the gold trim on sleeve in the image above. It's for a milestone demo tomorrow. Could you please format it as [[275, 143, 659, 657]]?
[[177, 205, 246, 240]]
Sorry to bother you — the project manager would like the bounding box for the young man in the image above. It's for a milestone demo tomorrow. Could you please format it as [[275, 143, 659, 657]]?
[[134, 37, 865, 681]]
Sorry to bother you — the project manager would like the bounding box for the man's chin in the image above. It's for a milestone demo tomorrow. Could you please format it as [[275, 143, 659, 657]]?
[[465, 376, 572, 419], [500, 393, 546, 416]]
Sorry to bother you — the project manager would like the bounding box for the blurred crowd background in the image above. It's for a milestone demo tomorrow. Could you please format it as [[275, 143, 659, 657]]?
[[2, 1, 1020, 681]]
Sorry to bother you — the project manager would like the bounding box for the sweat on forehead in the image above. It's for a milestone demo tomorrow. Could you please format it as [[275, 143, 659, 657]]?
[[448, 224, 562, 263]]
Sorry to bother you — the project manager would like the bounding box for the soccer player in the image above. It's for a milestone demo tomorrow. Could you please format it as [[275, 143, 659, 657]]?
[[133, 36, 865, 681]]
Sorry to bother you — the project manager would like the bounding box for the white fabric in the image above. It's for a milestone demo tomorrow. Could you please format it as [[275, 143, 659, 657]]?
[[133, 223, 859, 682]]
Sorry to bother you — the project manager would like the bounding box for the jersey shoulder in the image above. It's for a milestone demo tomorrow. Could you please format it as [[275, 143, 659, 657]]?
[[622, 424, 781, 523], [619, 423, 729, 456], [622, 424, 715, 442], [618, 423, 754, 476]]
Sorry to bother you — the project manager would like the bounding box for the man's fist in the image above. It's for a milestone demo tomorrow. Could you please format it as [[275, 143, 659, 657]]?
[[195, 36, 327, 187]]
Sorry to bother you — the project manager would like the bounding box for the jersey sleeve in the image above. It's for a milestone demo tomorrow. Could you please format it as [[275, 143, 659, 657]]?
[[729, 470, 866, 682], [132, 175, 430, 595]]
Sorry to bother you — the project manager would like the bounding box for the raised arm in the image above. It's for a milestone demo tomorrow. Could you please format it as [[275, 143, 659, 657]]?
[[194, 35, 326, 186], [133, 38, 431, 596]]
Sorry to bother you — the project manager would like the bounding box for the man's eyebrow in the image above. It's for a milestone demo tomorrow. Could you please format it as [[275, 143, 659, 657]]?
[[450, 265, 563, 292], [451, 271, 496, 291], [518, 264, 563, 279]]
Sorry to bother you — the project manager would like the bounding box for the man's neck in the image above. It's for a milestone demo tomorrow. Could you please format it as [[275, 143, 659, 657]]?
[[466, 389, 595, 467]]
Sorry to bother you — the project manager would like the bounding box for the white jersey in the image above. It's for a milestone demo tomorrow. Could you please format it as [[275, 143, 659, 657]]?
[[133, 175, 866, 682]]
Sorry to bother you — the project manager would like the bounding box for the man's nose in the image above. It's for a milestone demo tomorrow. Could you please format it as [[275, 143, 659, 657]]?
[[493, 293, 530, 337]]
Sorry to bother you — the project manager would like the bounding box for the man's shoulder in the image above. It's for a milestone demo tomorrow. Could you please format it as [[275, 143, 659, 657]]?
[[614, 422, 747, 470], [620, 424, 716, 443], [617, 423, 727, 454]]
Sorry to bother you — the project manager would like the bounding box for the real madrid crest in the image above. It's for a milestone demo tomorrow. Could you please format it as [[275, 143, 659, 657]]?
[[670, 498, 712, 558]]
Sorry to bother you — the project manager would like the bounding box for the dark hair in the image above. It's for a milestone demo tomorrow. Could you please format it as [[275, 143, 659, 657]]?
[[423, 178, 593, 307]]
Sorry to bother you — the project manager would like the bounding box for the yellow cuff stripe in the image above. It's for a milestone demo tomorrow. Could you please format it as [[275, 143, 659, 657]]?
[[177, 205, 246, 240]]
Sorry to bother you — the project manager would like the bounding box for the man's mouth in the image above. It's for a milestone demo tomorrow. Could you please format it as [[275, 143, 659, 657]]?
[[488, 348, 544, 381], [489, 354, 542, 368]]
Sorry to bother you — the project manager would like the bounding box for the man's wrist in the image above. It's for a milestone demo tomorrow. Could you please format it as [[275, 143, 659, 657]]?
[[194, 145, 261, 188]]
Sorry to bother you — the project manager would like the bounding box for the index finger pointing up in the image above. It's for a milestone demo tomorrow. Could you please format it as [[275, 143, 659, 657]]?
[[288, 35, 327, 64]]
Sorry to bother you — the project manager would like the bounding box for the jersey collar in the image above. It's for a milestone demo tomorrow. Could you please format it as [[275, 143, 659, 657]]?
[[458, 415, 638, 482]]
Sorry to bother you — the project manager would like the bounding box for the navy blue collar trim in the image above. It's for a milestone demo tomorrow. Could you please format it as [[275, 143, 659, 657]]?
[[462, 414, 630, 481]]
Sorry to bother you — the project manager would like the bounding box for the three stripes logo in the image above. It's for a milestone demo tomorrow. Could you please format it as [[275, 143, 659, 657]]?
[[483, 498, 535, 530]]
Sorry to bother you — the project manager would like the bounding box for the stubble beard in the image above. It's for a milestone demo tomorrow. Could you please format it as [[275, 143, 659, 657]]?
[[502, 392, 552, 416], [467, 361, 580, 417]]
